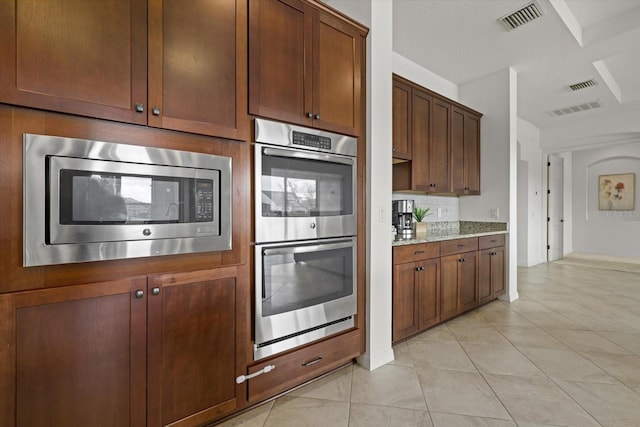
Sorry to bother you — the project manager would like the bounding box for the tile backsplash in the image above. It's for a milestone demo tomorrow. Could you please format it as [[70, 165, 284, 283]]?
[[392, 193, 459, 223]]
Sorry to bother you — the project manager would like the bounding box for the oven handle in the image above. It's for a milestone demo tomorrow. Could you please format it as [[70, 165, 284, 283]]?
[[263, 240, 354, 256], [262, 147, 355, 166]]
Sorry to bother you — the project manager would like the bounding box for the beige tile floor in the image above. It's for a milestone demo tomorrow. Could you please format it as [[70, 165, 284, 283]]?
[[219, 259, 640, 426]]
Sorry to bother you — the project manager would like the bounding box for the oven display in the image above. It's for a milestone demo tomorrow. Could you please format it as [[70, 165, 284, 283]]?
[[292, 131, 332, 150]]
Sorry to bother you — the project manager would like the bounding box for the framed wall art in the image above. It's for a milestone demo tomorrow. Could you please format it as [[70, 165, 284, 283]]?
[[598, 173, 635, 211]]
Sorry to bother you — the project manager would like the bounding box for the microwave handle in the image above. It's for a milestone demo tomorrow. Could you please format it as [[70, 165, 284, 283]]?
[[263, 240, 354, 256], [262, 147, 355, 166]]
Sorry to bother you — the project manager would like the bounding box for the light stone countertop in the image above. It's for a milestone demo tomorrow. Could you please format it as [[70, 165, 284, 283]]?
[[392, 221, 508, 246]]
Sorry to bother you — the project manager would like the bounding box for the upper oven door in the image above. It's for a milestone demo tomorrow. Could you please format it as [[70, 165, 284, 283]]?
[[255, 144, 357, 243]]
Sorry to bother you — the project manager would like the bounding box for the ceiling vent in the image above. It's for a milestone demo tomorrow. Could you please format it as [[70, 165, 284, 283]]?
[[546, 100, 603, 117], [498, 1, 544, 31], [569, 79, 597, 91]]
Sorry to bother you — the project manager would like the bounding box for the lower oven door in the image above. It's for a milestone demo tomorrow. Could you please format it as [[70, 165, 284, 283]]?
[[255, 237, 357, 360]]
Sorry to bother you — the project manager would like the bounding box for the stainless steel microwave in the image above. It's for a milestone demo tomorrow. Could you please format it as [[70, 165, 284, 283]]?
[[23, 134, 232, 266]]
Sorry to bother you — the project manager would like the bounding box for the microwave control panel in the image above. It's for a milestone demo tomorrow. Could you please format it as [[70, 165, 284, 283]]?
[[292, 131, 332, 150], [195, 180, 214, 222]]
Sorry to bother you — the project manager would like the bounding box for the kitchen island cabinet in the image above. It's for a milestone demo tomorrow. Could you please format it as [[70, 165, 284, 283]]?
[[0, 0, 248, 140], [249, 0, 366, 136], [0, 267, 246, 427]]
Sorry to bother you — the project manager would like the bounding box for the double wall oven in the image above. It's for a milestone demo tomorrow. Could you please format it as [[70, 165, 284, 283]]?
[[254, 119, 357, 360]]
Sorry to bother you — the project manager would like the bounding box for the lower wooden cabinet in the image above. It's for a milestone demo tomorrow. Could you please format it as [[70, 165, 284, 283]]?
[[392, 243, 440, 342], [392, 234, 505, 341], [246, 329, 361, 403], [0, 267, 242, 427], [479, 235, 506, 305]]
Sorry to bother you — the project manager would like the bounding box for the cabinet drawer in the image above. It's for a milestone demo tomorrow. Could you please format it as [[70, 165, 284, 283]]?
[[393, 242, 440, 263], [247, 330, 361, 403], [440, 237, 478, 256], [479, 234, 505, 250]]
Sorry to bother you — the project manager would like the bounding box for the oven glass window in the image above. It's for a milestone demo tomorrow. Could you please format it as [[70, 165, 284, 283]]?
[[262, 243, 354, 317], [261, 154, 353, 218], [58, 170, 214, 224]]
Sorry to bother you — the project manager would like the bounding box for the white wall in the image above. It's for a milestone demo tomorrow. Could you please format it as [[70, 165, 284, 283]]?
[[517, 118, 545, 266], [571, 141, 640, 257], [459, 68, 518, 302], [392, 193, 459, 223], [392, 53, 458, 101], [328, 0, 395, 370]]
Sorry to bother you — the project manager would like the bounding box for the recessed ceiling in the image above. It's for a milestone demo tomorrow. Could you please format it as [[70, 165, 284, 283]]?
[[392, 0, 640, 148]]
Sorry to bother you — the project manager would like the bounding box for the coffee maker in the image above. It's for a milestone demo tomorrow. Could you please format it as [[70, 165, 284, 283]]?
[[392, 199, 414, 239]]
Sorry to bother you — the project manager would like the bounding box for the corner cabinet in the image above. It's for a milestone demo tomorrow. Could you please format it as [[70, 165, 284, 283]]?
[[249, 0, 366, 136], [392, 75, 481, 195], [392, 243, 441, 342], [0, 267, 244, 427], [0, 0, 248, 140]]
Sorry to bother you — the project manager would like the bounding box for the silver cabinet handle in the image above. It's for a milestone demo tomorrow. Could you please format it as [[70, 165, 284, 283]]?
[[302, 357, 323, 367], [135, 103, 144, 113], [306, 112, 313, 118], [152, 287, 160, 296], [314, 114, 320, 120], [152, 106, 160, 116], [135, 290, 144, 298]]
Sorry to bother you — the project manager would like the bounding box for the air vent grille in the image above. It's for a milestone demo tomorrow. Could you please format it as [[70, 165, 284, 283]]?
[[569, 79, 597, 91], [546, 100, 603, 117], [498, 1, 544, 31]]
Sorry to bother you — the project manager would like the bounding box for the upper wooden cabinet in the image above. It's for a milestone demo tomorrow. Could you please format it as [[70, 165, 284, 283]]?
[[0, 0, 248, 140], [392, 75, 481, 195], [249, 0, 366, 136], [148, 0, 248, 140], [0, 0, 148, 125], [451, 107, 481, 195], [392, 79, 412, 160]]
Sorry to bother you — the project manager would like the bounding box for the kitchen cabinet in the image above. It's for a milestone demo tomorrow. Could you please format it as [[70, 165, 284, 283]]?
[[0, 268, 243, 427], [392, 75, 481, 195], [0, 0, 247, 140], [392, 243, 441, 342], [247, 329, 361, 403], [148, 0, 248, 140], [451, 107, 481, 195], [440, 237, 479, 321], [249, 0, 366, 136], [392, 79, 412, 160], [0, 277, 148, 426], [478, 235, 506, 305]]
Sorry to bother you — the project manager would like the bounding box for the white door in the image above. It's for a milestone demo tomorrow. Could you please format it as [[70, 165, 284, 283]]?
[[547, 154, 564, 262]]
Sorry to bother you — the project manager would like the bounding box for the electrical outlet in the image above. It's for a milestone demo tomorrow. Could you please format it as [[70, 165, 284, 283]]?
[[491, 208, 499, 218], [379, 206, 385, 222], [437, 207, 442, 218]]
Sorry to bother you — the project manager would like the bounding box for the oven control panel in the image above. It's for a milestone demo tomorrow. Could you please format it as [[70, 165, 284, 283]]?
[[195, 180, 214, 222], [292, 131, 332, 150]]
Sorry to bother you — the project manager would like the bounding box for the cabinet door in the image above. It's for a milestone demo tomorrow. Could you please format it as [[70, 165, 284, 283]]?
[[429, 97, 451, 193], [478, 248, 493, 305], [417, 258, 440, 330], [148, 0, 248, 140], [464, 112, 481, 194], [249, 0, 313, 128], [450, 107, 466, 193], [0, 0, 147, 124], [393, 261, 420, 342], [147, 267, 238, 426], [0, 278, 147, 427], [459, 251, 479, 312], [440, 254, 459, 321], [411, 89, 433, 191], [392, 79, 412, 160], [313, 11, 363, 136], [491, 246, 506, 298]]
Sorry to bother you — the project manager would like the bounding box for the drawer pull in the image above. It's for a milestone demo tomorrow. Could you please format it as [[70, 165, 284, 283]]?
[[413, 250, 425, 255], [235, 365, 275, 384], [302, 357, 323, 367]]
